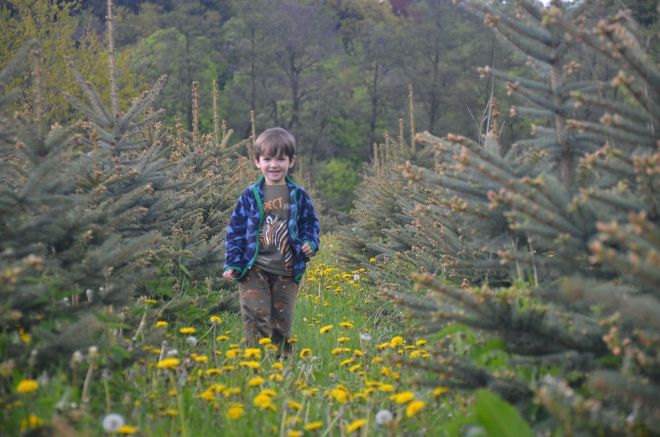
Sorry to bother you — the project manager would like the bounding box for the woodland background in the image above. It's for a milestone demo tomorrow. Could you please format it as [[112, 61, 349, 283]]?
[[2, 0, 652, 214]]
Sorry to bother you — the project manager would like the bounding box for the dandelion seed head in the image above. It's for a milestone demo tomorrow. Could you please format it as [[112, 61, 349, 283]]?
[[167, 349, 178, 357], [102, 413, 125, 432], [375, 409, 394, 425], [186, 336, 197, 346]]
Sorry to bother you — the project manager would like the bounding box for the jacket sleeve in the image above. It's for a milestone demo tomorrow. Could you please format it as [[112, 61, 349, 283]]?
[[298, 188, 320, 256], [223, 189, 250, 271]]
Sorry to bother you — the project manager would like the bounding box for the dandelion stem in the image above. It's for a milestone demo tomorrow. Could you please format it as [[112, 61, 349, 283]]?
[[103, 377, 112, 411], [171, 373, 188, 437]]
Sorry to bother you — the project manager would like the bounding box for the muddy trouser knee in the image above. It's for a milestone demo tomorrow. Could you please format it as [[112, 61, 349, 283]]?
[[238, 266, 298, 354]]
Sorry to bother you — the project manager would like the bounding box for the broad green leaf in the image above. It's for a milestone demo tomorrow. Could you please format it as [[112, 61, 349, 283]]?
[[474, 390, 534, 437]]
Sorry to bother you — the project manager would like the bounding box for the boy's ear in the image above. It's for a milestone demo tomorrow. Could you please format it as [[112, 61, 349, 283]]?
[[253, 156, 260, 167]]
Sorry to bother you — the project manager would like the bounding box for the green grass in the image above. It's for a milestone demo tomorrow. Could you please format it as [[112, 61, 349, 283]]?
[[1, 236, 464, 436]]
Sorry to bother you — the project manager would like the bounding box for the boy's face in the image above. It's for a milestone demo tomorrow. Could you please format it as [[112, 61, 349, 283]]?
[[254, 154, 295, 185]]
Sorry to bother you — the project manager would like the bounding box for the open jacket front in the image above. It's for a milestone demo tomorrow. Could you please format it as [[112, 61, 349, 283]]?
[[223, 176, 320, 283]]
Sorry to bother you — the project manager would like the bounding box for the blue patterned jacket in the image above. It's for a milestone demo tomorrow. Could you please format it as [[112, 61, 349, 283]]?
[[223, 176, 320, 283]]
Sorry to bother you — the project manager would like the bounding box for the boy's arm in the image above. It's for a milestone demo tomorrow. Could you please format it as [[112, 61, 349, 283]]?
[[298, 189, 320, 256], [223, 191, 249, 272]]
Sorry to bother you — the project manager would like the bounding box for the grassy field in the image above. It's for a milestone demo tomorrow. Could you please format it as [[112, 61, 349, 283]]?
[[2, 237, 462, 436]]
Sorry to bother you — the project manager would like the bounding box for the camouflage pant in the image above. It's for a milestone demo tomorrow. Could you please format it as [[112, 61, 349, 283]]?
[[238, 266, 298, 354]]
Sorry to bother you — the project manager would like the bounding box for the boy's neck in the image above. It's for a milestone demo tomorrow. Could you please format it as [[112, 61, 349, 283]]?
[[262, 175, 289, 186]]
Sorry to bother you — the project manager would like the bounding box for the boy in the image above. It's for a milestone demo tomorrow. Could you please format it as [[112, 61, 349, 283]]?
[[223, 127, 320, 356]]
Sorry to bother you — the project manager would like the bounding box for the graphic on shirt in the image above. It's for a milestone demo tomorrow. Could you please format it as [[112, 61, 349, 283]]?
[[259, 195, 293, 272]]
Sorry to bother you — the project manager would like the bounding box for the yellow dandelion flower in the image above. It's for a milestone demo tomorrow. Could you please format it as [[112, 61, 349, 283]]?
[[376, 342, 390, 350], [226, 349, 240, 359], [319, 324, 333, 334], [18, 328, 31, 344], [339, 322, 353, 328], [369, 257, 376, 263], [156, 358, 180, 369], [117, 425, 139, 434], [198, 390, 216, 401], [16, 379, 39, 394], [337, 336, 350, 344], [269, 373, 283, 382], [409, 350, 421, 359], [216, 335, 229, 341], [288, 431, 303, 437], [349, 363, 362, 372], [223, 365, 237, 372], [389, 336, 404, 348], [302, 388, 319, 397], [209, 315, 223, 325], [271, 362, 284, 370], [287, 399, 302, 411], [340, 358, 355, 367], [258, 338, 272, 345], [299, 348, 312, 358], [144, 298, 157, 304], [380, 366, 392, 377], [421, 350, 431, 359], [253, 394, 276, 410], [239, 360, 261, 370], [304, 421, 323, 431], [365, 379, 381, 387], [287, 417, 302, 426], [168, 389, 177, 397], [163, 409, 178, 416], [155, 320, 168, 328], [379, 384, 395, 392], [205, 368, 223, 376], [224, 387, 242, 397], [193, 355, 208, 363], [259, 388, 277, 397], [416, 339, 427, 347], [179, 327, 196, 335], [208, 383, 226, 393], [406, 400, 426, 417], [390, 391, 415, 404], [353, 349, 364, 356], [244, 348, 262, 359], [248, 376, 265, 387], [329, 385, 350, 403], [432, 386, 449, 397], [20, 414, 42, 432], [287, 338, 298, 344], [346, 418, 367, 433], [227, 403, 244, 420], [372, 356, 383, 364]]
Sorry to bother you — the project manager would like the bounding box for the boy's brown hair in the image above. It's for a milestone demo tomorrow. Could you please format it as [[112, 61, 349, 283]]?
[[253, 127, 296, 160]]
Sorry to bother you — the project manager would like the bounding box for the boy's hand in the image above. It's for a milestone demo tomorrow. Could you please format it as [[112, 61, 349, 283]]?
[[223, 269, 237, 280], [301, 243, 313, 257]]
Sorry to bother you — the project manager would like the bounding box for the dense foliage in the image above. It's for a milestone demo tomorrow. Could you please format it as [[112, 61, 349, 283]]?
[[344, 0, 659, 434], [1, 0, 518, 212], [0, 21, 253, 372]]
